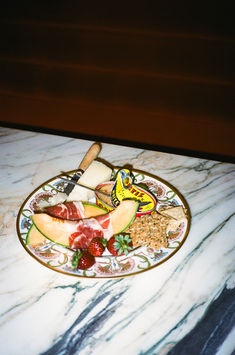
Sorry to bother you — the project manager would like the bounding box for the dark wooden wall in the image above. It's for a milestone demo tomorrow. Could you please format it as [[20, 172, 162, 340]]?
[[1, 2, 234, 159]]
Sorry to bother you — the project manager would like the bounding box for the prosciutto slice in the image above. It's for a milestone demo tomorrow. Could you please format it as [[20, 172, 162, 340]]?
[[44, 201, 85, 220], [69, 214, 112, 249]]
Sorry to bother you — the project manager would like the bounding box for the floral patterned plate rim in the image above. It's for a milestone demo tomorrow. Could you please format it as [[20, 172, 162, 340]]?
[[16, 168, 191, 279]]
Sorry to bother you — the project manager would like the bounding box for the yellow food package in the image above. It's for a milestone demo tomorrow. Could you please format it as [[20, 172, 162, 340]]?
[[96, 169, 157, 216]]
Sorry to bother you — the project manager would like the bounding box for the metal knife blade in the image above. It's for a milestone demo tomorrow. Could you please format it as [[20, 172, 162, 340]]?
[[60, 176, 111, 197]]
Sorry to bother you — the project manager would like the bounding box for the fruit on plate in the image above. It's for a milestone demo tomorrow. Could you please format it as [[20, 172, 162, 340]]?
[[107, 234, 133, 256], [87, 237, 107, 256], [31, 199, 139, 249], [26, 201, 107, 247], [44, 201, 107, 220], [71, 250, 95, 270], [26, 224, 47, 247]]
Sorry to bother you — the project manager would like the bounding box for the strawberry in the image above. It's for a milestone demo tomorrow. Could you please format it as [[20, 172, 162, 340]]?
[[71, 250, 95, 270], [88, 237, 107, 257], [107, 234, 133, 256]]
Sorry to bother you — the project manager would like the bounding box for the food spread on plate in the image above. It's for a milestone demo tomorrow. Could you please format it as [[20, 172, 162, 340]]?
[[26, 143, 188, 272]]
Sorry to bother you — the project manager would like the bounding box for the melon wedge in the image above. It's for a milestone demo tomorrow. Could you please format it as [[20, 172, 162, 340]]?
[[109, 199, 139, 234], [26, 224, 47, 246], [82, 202, 107, 218], [44, 201, 106, 220], [31, 199, 139, 247], [26, 202, 107, 247]]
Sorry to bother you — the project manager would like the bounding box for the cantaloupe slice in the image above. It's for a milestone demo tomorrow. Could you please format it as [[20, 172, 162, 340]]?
[[31, 200, 139, 247], [82, 202, 107, 217], [27, 202, 106, 247], [109, 200, 138, 234], [26, 225, 47, 246]]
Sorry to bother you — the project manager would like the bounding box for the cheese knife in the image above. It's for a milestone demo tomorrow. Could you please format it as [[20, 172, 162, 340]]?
[[41, 143, 101, 207], [63, 142, 101, 196]]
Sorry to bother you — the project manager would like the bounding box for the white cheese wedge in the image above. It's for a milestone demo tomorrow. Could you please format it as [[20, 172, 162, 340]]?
[[67, 160, 112, 201], [37, 160, 112, 208]]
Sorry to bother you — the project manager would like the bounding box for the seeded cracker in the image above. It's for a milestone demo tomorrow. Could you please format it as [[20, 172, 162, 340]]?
[[125, 211, 169, 250]]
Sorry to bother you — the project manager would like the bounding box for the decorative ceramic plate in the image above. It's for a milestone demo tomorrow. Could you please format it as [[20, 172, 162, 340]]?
[[17, 169, 191, 278]]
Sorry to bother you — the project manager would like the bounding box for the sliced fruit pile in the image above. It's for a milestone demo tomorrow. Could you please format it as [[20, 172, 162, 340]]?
[[27, 201, 107, 247], [28, 199, 139, 270]]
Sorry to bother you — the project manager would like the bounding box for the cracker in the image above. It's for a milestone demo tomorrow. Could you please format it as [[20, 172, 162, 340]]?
[[158, 206, 187, 220], [125, 211, 169, 250]]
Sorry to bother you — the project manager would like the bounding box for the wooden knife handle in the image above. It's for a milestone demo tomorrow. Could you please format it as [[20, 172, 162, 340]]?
[[63, 142, 101, 196], [78, 142, 101, 172]]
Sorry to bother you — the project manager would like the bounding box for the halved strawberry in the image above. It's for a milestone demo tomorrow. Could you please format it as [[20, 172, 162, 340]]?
[[88, 237, 107, 257], [71, 250, 95, 270], [107, 234, 133, 256]]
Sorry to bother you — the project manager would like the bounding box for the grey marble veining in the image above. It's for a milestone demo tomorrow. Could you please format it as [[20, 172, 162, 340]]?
[[0, 127, 234, 355]]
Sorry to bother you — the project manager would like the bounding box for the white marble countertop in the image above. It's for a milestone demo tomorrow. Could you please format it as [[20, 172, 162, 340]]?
[[1, 127, 235, 355]]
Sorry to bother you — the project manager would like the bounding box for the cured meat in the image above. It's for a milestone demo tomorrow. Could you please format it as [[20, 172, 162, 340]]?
[[69, 214, 112, 249], [44, 201, 85, 220], [95, 213, 111, 229]]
